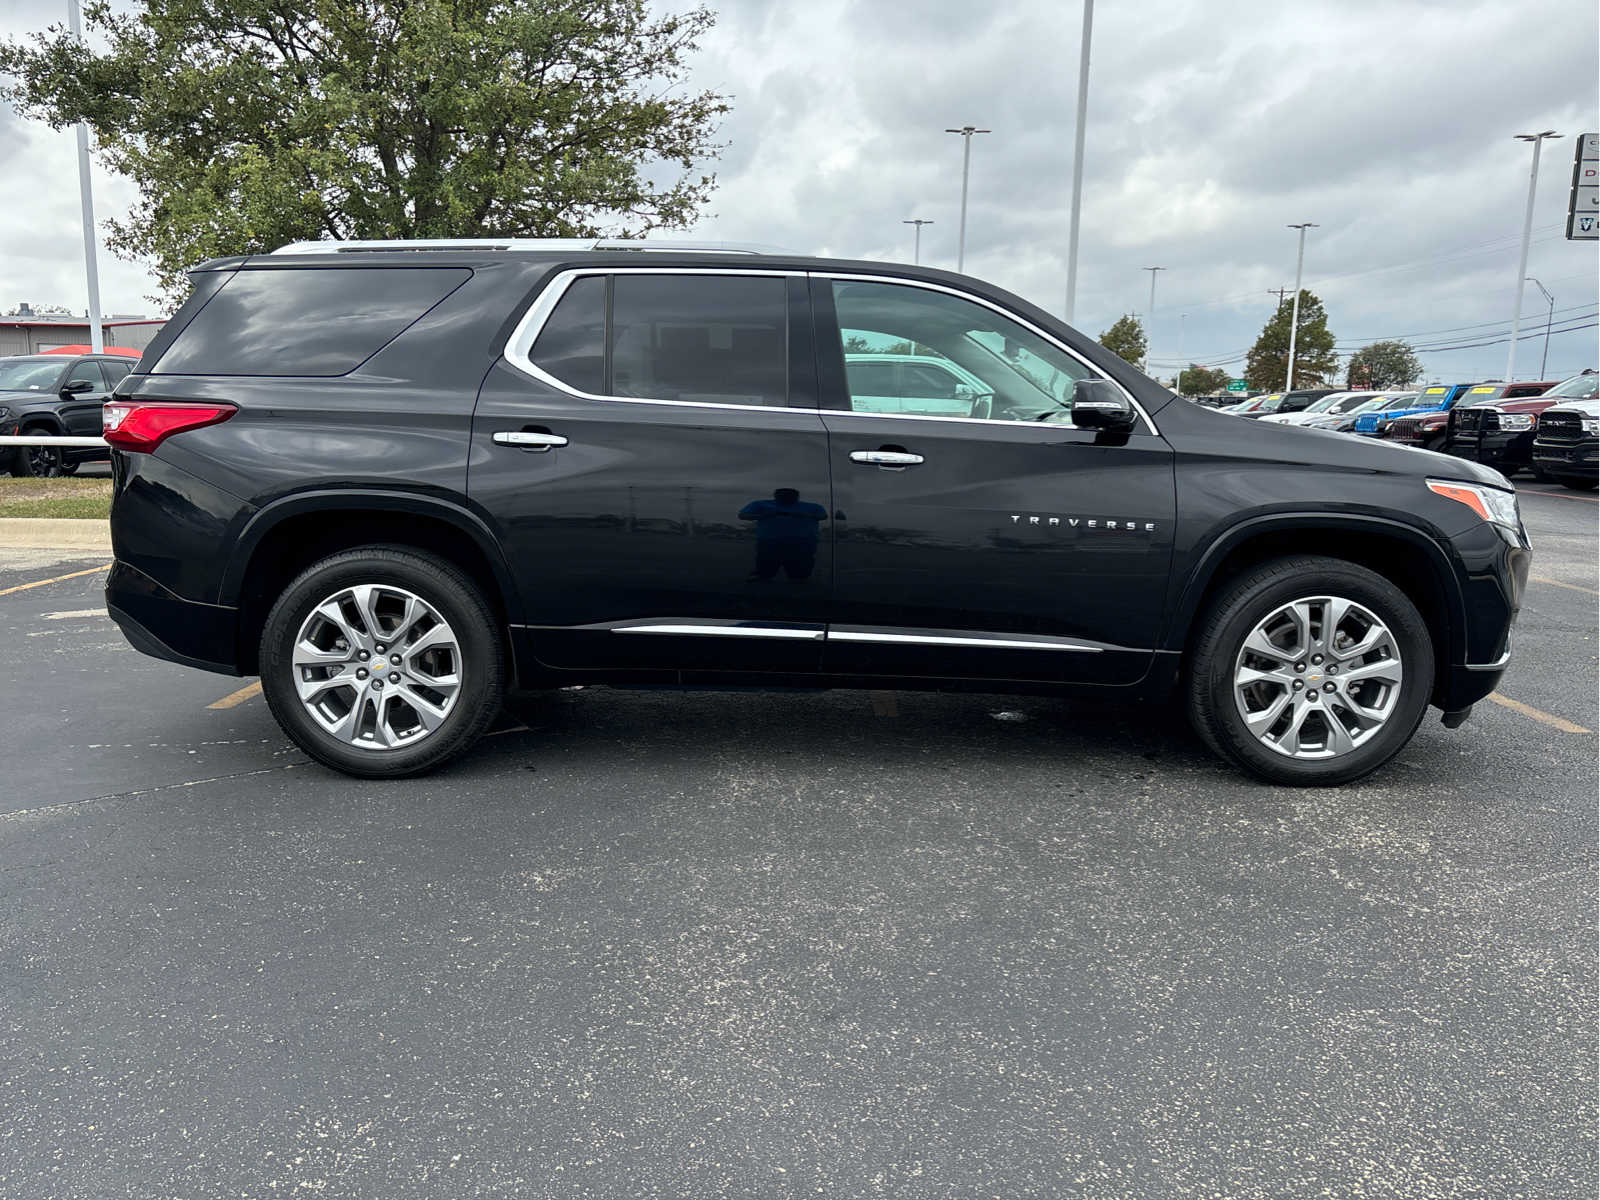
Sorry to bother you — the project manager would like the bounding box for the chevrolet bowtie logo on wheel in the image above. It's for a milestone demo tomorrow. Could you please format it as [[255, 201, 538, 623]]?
[[1008, 514, 1159, 532]]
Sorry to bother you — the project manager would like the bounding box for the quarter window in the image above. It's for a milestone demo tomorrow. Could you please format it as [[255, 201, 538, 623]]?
[[529, 275, 605, 394], [830, 279, 1098, 424]]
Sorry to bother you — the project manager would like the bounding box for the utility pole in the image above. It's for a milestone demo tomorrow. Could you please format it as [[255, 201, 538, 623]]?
[[1173, 313, 1187, 394], [1284, 223, 1318, 391], [68, 0, 103, 353], [1063, 0, 1094, 323], [1506, 132, 1561, 381], [944, 125, 990, 272], [1141, 266, 1164, 373], [902, 219, 934, 265], [1268, 287, 1291, 307], [1527, 276, 1555, 378]]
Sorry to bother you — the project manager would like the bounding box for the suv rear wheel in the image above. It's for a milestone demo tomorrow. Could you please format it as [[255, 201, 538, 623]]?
[[1187, 555, 1434, 786], [259, 547, 504, 778]]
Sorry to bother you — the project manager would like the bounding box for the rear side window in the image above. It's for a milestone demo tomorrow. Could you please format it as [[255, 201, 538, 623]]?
[[529, 276, 605, 395], [611, 275, 787, 407], [152, 267, 470, 377], [101, 359, 132, 385]]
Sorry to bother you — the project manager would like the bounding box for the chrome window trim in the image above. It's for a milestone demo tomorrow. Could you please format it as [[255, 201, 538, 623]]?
[[814, 271, 1159, 437], [501, 266, 1157, 434], [501, 266, 818, 417]]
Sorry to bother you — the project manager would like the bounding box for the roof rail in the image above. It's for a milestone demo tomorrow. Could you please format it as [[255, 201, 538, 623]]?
[[270, 238, 792, 256]]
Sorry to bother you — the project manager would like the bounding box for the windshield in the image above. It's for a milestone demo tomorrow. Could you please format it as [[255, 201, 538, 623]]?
[[1302, 392, 1350, 413], [1381, 392, 1419, 410], [1545, 373, 1599, 400], [1329, 392, 1379, 413], [0, 358, 63, 392]]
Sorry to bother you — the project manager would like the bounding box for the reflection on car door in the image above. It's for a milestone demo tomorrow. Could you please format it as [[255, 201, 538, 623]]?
[[814, 275, 1176, 685]]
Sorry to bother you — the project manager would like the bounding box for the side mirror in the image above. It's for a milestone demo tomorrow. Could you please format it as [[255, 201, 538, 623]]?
[[61, 379, 95, 395], [1069, 379, 1137, 432]]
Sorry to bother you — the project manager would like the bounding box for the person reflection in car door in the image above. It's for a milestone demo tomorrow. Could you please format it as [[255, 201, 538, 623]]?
[[738, 488, 828, 581]]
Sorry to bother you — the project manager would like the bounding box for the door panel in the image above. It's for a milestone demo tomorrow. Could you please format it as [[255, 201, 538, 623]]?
[[814, 275, 1176, 684], [61, 359, 109, 435], [470, 270, 831, 674]]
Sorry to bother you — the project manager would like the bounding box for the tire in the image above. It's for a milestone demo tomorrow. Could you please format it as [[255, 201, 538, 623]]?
[[56, 460, 79, 476], [8, 428, 63, 478], [259, 546, 504, 778], [1186, 555, 1434, 786], [1559, 478, 1598, 491]]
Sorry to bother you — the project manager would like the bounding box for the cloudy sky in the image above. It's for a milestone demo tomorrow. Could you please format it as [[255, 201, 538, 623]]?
[[2, 0, 1596, 382]]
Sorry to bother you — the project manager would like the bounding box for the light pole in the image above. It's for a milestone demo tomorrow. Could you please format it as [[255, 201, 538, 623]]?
[[945, 125, 990, 272], [902, 219, 933, 265], [67, 0, 103, 353], [1506, 132, 1561, 381], [1527, 276, 1555, 378], [1063, 0, 1094, 323], [1284, 223, 1318, 391], [1141, 266, 1164, 373]]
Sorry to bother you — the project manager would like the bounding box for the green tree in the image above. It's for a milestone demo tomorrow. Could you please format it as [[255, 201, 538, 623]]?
[[1346, 340, 1423, 389], [1099, 313, 1147, 367], [1243, 291, 1338, 391], [0, 0, 729, 301], [1175, 364, 1230, 395]]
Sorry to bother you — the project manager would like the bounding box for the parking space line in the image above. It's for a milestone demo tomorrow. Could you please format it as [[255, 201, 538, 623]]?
[[1519, 488, 1599, 503], [1529, 574, 1600, 597], [0, 563, 111, 597], [1487, 692, 1592, 735], [207, 680, 263, 710]]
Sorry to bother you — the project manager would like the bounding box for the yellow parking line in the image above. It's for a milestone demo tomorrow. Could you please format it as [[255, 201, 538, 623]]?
[[1528, 574, 1600, 597], [0, 563, 112, 597], [207, 680, 263, 710], [1487, 692, 1592, 735]]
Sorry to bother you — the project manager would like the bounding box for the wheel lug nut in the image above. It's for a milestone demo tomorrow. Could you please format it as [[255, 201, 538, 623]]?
[[372, 680, 384, 690], [1293, 680, 1304, 690], [356, 668, 368, 680], [1328, 664, 1338, 674], [388, 672, 400, 684], [375, 643, 386, 654], [1323, 682, 1335, 693], [1312, 654, 1323, 664], [358, 650, 369, 661], [1307, 691, 1319, 702], [1294, 662, 1305, 673]]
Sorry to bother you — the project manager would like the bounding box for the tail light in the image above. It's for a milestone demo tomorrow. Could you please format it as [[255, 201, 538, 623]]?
[[103, 401, 236, 452]]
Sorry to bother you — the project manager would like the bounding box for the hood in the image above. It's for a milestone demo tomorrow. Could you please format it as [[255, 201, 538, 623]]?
[[1544, 397, 1600, 417]]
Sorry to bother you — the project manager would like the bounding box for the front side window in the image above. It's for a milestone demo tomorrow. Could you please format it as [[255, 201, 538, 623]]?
[[66, 360, 106, 390], [830, 279, 1098, 424]]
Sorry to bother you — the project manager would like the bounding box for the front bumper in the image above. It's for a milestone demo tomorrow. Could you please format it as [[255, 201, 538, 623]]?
[[1432, 519, 1530, 712], [1532, 437, 1599, 480], [1450, 429, 1537, 468]]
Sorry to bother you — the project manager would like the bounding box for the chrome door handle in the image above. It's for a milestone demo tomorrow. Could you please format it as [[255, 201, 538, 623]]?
[[493, 430, 568, 450], [850, 450, 924, 466]]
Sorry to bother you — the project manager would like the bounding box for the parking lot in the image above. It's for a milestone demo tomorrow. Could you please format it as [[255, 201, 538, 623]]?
[[0, 482, 1594, 1198]]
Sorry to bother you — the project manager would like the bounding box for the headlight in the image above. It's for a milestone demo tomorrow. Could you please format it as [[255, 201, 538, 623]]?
[[0, 405, 12, 421], [1427, 479, 1521, 532], [1583, 417, 1600, 436], [1497, 413, 1534, 432]]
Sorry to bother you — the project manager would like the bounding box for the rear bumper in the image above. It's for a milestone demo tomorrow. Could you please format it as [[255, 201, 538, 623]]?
[[107, 560, 241, 676]]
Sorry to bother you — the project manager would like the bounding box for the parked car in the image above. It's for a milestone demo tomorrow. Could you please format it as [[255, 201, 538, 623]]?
[[1529, 372, 1600, 489], [1259, 390, 1383, 426], [1301, 392, 1420, 433], [1437, 380, 1560, 473], [0, 353, 132, 476], [1235, 388, 1341, 419], [1222, 392, 1277, 414], [104, 239, 1527, 787], [843, 352, 994, 417], [1352, 382, 1478, 437]]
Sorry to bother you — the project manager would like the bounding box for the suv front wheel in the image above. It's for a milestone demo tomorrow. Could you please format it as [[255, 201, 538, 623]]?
[[259, 547, 504, 778], [1187, 555, 1434, 786]]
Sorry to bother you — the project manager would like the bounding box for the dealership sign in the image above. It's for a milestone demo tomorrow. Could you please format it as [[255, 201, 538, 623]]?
[[1569, 133, 1598, 241]]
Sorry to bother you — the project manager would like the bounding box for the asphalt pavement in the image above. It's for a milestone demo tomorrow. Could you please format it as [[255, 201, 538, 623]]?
[[1, 483, 1594, 1199]]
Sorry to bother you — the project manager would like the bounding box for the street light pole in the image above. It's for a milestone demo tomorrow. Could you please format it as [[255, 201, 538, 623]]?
[[902, 219, 934, 265], [1284, 223, 1318, 392], [67, 0, 103, 353], [1141, 266, 1164, 373], [945, 125, 990, 273], [1173, 312, 1186, 394], [1063, 0, 1094, 323], [1506, 132, 1561, 381], [1527, 276, 1555, 378]]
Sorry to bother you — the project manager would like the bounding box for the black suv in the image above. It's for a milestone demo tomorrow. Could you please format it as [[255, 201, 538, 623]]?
[[0, 353, 133, 475], [103, 242, 1529, 786]]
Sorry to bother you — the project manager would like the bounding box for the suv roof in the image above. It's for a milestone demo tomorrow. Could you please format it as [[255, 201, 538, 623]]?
[[269, 238, 794, 257]]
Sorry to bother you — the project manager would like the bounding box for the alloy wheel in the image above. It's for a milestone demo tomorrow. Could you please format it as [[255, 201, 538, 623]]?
[[291, 583, 462, 750], [1232, 594, 1403, 759]]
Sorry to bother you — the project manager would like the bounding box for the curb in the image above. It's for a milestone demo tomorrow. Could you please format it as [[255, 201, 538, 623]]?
[[0, 518, 113, 551]]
